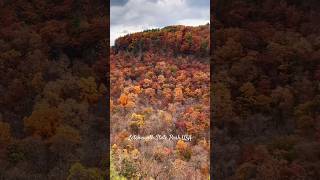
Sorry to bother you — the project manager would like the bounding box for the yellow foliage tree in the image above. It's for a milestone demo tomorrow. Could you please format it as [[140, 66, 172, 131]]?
[[176, 140, 187, 152], [174, 87, 184, 101], [176, 140, 192, 160], [131, 113, 144, 122], [133, 86, 141, 94], [118, 94, 128, 106], [130, 113, 145, 132], [24, 105, 61, 139]]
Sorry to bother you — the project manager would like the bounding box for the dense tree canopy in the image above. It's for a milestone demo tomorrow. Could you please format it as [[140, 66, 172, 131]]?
[[212, 0, 320, 179], [0, 0, 108, 179], [111, 25, 210, 179]]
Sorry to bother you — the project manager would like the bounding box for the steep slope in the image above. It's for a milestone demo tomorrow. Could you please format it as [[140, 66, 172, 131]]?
[[110, 25, 210, 179]]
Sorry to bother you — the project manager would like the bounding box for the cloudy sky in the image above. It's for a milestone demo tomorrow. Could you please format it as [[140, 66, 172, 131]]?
[[110, 0, 210, 46]]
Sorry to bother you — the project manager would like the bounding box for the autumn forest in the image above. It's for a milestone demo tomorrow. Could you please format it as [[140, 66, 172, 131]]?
[[110, 25, 210, 179], [213, 0, 320, 179], [0, 0, 108, 179], [0, 0, 320, 179]]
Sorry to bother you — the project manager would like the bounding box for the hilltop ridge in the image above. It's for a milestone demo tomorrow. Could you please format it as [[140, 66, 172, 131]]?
[[112, 24, 210, 56]]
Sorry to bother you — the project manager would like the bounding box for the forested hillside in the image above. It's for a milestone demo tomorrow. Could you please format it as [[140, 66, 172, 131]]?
[[114, 24, 210, 56], [110, 25, 210, 179], [212, 0, 320, 179], [0, 0, 108, 179]]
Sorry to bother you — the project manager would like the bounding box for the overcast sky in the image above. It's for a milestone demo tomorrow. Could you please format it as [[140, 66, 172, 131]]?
[[110, 0, 210, 46]]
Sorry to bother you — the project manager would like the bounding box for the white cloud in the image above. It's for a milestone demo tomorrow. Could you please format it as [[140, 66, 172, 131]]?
[[177, 19, 210, 26], [110, 0, 209, 46]]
